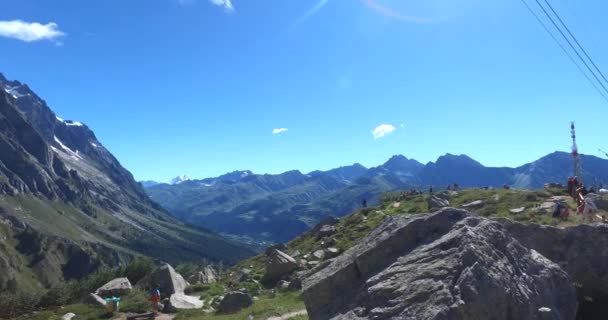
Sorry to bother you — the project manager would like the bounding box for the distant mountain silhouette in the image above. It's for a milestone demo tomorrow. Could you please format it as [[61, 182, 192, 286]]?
[[145, 151, 608, 243]]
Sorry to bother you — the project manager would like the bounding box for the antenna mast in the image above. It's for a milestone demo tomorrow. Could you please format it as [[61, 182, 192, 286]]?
[[571, 122, 582, 183]]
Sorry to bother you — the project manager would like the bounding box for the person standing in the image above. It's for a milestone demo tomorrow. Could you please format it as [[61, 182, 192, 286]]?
[[151, 288, 161, 314]]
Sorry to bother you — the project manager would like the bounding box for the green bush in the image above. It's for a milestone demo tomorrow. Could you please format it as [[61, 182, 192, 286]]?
[[124, 257, 154, 284], [0, 291, 42, 318], [120, 289, 150, 313]]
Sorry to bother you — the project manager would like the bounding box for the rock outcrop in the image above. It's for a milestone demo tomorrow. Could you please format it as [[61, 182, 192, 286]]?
[[500, 219, 608, 319], [263, 249, 297, 284], [188, 266, 218, 284], [95, 277, 132, 298], [150, 264, 188, 295], [164, 293, 204, 312], [217, 291, 253, 314], [302, 209, 578, 320], [427, 193, 450, 211]]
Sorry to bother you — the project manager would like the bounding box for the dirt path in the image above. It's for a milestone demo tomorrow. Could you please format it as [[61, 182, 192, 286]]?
[[266, 309, 308, 320]]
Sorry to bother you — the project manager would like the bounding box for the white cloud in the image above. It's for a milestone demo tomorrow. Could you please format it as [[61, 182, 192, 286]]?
[[0, 20, 65, 42], [272, 128, 288, 135], [372, 124, 396, 139], [209, 0, 234, 12]]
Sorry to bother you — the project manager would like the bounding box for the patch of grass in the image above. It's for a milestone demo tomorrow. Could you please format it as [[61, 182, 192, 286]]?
[[186, 283, 226, 301], [120, 289, 150, 314], [175, 291, 304, 320]]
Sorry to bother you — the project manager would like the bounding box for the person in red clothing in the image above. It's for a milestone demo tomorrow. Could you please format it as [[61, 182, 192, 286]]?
[[151, 288, 161, 314]]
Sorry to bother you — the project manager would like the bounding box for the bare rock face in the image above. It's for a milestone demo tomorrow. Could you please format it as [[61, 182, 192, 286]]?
[[500, 219, 608, 319], [302, 209, 577, 320], [263, 249, 297, 284]]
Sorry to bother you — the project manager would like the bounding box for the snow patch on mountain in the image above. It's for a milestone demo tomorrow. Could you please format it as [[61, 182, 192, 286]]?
[[171, 174, 190, 185], [53, 136, 83, 160]]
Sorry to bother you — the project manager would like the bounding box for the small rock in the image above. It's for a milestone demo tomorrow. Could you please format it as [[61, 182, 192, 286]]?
[[287, 278, 302, 291], [538, 307, 552, 312], [461, 200, 484, 209], [313, 250, 325, 260], [393, 202, 401, 208], [211, 296, 224, 309], [509, 207, 526, 215], [321, 238, 336, 248], [325, 247, 340, 258], [277, 280, 290, 290], [291, 250, 301, 258], [317, 225, 337, 238], [307, 260, 320, 268], [217, 291, 253, 314], [537, 202, 554, 214], [61, 313, 75, 320], [265, 243, 287, 256]]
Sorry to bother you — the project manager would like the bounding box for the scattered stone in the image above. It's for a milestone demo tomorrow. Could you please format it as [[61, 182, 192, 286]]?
[[536, 202, 554, 214], [263, 249, 297, 284], [324, 247, 340, 258], [321, 238, 336, 248], [299, 259, 308, 267], [164, 292, 204, 312], [61, 313, 75, 320], [86, 293, 107, 307], [95, 277, 132, 298], [217, 291, 253, 314], [287, 278, 302, 291], [303, 209, 577, 320], [310, 216, 339, 235], [235, 268, 252, 282], [509, 207, 526, 215], [312, 250, 325, 260], [427, 194, 450, 211], [188, 266, 218, 284], [306, 261, 319, 268], [291, 250, 301, 258], [265, 243, 287, 256], [461, 200, 484, 209], [277, 280, 290, 290], [211, 296, 224, 309], [316, 225, 337, 239], [538, 307, 552, 313], [393, 202, 401, 208]]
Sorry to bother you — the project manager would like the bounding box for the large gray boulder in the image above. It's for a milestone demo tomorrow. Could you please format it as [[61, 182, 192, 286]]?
[[164, 292, 204, 312], [95, 277, 132, 298], [500, 219, 608, 319], [427, 194, 450, 211], [585, 193, 608, 211], [150, 263, 188, 295], [217, 291, 253, 314], [302, 209, 577, 320], [263, 249, 297, 284], [188, 266, 218, 284]]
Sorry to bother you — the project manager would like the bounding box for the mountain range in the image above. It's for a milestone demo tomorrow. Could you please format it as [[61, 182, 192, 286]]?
[[145, 152, 608, 245], [0, 73, 253, 294]]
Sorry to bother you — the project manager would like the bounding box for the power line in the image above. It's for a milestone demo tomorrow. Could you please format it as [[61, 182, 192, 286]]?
[[518, 0, 608, 103], [532, 0, 608, 96], [541, 0, 608, 87]]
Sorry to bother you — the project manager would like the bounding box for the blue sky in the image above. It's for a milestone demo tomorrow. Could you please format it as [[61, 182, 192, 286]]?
[[1, 0, 608, 182]]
